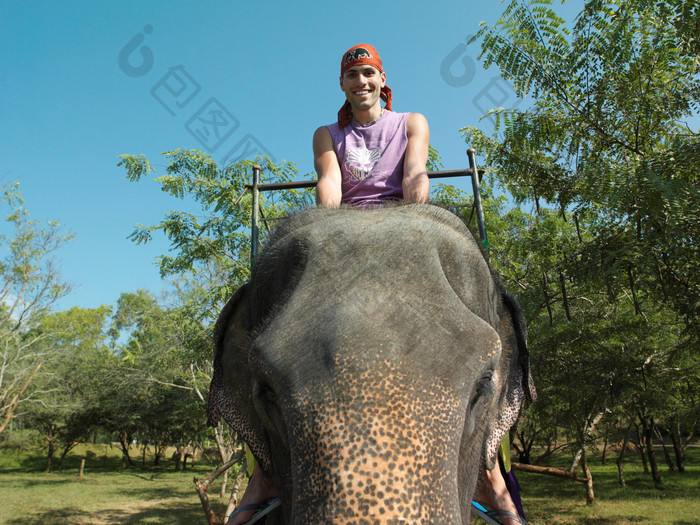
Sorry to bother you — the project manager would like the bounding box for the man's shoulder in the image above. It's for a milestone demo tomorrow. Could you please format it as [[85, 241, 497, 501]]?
[[404, 112, 427, 123], [387, 111, 423, 129], [313, 125, 335, 149], [405, 112, 429, 136], [315, 124, 335, 135]]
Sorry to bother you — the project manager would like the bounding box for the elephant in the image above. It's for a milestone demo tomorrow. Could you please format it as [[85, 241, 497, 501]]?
[[207, 204, 536, 524]]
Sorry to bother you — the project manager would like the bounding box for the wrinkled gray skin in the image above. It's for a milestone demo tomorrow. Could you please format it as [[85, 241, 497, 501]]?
[[208, 204, 535, 524]]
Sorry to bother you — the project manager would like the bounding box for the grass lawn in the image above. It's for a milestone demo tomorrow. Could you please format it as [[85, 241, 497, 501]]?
[[1, 442, 698, 524], [506, 449, 700, 525], [0, 442, 237, 525]]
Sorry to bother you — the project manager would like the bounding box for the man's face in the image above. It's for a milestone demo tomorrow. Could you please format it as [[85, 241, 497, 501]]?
[[340, 65, 387, 112]]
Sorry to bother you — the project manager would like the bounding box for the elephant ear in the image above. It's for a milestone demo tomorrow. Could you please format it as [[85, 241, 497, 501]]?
[[483, 285, 537, 469], [207, 283, 273, 474]]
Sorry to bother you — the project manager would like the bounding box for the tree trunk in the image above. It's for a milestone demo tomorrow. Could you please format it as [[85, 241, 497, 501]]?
[[224, 458, 249, 523], [214, 425, 234, 497], [669, 418, 686, 473], [513, 430, 533, 464], [542, 272, 553, 326], [194, 449, 245, 525], [655, 261, 669, 301], [569, 408, 607, 474], [141, 442, 148, 469], [0, 362, 43, 436], [635, 424, 649, 473], [647, 434, 663, 489], [573, 213, 583, 243], [570, 448, 583, 474], [44, 423, 58, 473], [220, 468, 229, 499], [154, 440, 166, 465], [654, 427, 675, 472], [57, 441, 78, 471], [512, 462, 588, 482], [581, 449, 595, 505], [559, 269, 571, 321], [639, 413, 663, 489], [628, 266, 642, 315], [173, 448, 183, 471], [119, 431, 133, 468], [46, 433, 55, 473], [606, 278, 615, 303], [539, 441, 552, 462], [601, 434, 608, 465], [617, 419, 634, 487]]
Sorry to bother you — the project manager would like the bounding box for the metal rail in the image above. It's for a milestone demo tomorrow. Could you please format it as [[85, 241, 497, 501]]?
[[249, 149, 488, 266]]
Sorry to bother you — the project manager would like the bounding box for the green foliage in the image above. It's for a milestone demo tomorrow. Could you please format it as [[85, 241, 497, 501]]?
[[118, 153, 153, 182], [118, 150, 315, 296], [115, 152, 322, 474], [464, 2, 699, 328], [465, 0, 699, 323], [427, 144, 444, 172], [0, 184, 74, 320], [109, 289, 211, 394], [463, 0, 699, 476], [0, 183, 73, 436], [18, 306, 114, 470]]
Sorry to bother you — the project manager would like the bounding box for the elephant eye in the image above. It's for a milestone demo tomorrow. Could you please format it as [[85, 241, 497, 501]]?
[[254, 379, 285, 425], [253, 380, 288, 443], [255, 381, 278, 405], [469, 370, 495, 410]]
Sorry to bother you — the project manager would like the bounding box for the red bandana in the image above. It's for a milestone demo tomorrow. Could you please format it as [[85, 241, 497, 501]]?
[[338, 44, 393, 128]]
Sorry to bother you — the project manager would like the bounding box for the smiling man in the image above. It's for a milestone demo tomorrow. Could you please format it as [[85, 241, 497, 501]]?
[[313, 43, 430, 207]]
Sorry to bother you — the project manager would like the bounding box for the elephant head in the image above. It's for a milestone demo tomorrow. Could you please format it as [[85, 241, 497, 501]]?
[[208, 204, 535, 524]]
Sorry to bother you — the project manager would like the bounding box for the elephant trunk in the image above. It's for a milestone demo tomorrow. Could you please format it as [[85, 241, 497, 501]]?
[[276, 364, 471, 524]]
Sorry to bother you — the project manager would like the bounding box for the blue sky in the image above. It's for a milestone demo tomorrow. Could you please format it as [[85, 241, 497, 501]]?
[[0, 0, 583, 311]]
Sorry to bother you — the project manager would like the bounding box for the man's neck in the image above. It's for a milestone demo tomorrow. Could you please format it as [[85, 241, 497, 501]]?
[[352, 105, 384, 126]]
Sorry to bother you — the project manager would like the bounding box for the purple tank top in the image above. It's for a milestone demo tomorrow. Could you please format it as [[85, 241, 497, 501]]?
[[326, 111, 409, 206]]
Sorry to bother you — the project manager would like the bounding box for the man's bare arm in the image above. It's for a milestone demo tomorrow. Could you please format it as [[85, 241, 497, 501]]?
[[403, 113, 430, 203], [313, 126, 342, 207]]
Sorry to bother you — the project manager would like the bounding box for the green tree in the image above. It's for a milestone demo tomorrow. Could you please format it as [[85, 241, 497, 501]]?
[[0, 183, 73, 436], [465, 0, 699, 330], [463, 0, 699, 493], [117, 153, 316, 481], [118, 152, 314, 300], [107, 289, 221, 469], [21, 306, 112, 471]]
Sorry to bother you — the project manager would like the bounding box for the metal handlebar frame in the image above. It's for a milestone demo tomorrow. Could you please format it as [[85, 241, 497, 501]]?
[[249, 149, 488, 266]]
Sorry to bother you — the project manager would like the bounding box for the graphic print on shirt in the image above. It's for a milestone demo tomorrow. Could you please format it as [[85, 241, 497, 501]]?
[[345, 146, 382, 181]]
